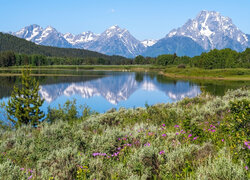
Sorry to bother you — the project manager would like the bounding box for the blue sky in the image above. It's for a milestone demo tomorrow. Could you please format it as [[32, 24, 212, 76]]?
[[0, 0, 249, 40]]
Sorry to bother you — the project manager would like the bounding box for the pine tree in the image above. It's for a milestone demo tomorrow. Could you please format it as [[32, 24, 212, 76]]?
[[6, 69, 45, 127]]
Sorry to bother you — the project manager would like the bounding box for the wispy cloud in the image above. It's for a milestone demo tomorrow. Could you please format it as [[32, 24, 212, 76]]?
[[111, 9, 115, 13]]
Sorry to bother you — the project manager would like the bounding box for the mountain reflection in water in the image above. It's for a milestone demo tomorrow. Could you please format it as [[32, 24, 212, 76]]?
[[37, 72, 200, 113], [2, 70, 247, 116]]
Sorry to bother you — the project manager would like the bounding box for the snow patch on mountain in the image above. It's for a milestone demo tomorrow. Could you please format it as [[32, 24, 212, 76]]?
[[86, 25, 146, 57], [141, 39, 157, 47], [63, 31, 99, 46]]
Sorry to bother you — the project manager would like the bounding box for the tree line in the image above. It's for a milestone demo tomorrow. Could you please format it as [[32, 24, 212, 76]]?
[[0, 52, 134, 67], [134, 48, 250, 69]]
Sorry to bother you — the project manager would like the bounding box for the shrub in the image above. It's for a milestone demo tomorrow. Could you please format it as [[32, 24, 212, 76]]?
[[177, 64, 186, 68]]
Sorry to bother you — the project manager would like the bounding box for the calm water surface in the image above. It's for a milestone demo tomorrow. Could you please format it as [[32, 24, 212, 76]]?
[[0, 70, 249, 119]]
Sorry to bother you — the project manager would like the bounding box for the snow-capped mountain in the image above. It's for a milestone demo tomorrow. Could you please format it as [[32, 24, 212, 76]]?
[[166, 10, 249, 51], [14, 24, 43, 42], [9, 11, 250, 57], [141, 39, 157, 47], [11, 25, 145, 57], [12, 24, 72, 48], [85, 25, 146, 57], [63, 31, 99, 48]]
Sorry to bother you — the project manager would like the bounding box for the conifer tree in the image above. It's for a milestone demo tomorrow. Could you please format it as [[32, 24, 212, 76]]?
[[6, 69, 44, 127]]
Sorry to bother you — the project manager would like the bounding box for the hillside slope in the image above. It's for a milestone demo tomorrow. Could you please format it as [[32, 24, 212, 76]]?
[[0, 32, 127, 60]]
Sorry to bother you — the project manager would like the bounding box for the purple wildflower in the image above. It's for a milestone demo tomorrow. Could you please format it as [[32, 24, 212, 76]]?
[[222, 139, 224, 142], [20, 168, 25, 171], [28, 175, 33, 180], [188, 134, 192, 138], [162, 134, 166, 137], [174, 125, 180, 128], [193, 137, 198, 140], [245, 166, 248, 171], [92, 153, 100, 157], [159, 150, 165, 155], [162, 124, 166, 127], [212, 129, 216, 132], [176, 132, 179, 135], [144, 142, 151, 146]]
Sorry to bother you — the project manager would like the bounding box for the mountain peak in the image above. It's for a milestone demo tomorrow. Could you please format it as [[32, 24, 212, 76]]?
[[44, 26, 56, 32], [109, 25, 121, 30], [197, 10, 220, 16], [102, 25, 128, 38], [166, 10, 248, 51]]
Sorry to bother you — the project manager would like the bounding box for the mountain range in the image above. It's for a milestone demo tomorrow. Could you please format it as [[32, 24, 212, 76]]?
[[9, 10, 250, 58]]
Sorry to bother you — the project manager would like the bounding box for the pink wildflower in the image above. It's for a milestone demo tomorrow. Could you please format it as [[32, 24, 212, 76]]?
[[159, 150, 165, 155], [193, 137, 198, 140], [162, 134, 166, 137], [188, 134, 192, 138], [222, 139, 224, 142]]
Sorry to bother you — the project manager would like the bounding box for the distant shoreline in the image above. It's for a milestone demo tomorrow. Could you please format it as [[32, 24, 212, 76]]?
[[0, 65, 250, 80]]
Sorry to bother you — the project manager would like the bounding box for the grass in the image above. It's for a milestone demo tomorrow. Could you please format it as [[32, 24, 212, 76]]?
[[0, 88, 249, 179], [164, 67, 250, 80]]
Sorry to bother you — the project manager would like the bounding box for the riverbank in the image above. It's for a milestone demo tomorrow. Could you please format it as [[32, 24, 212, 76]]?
[[0, 88, 249, 179], [163, 67, 250, 80], [0, 65, 250, 80]]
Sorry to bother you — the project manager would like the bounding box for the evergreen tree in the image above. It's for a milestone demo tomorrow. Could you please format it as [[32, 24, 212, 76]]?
[[6, 69, 45, 127]]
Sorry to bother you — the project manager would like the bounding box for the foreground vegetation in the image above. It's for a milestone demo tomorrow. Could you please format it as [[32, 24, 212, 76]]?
[[0, 88, 249, 179]]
